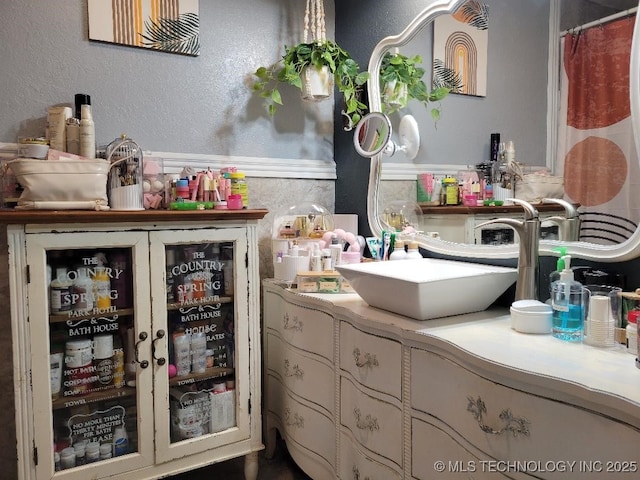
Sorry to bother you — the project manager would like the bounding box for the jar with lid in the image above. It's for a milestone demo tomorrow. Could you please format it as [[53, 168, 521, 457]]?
[[229, 172, 248, 208], [442, 177, 459, 205], [626, 310, 639, 355]]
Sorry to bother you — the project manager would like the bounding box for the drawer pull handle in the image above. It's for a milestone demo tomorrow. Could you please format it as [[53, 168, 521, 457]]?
[[283, 313, 303, 331], [354, 407, 379, 432], [353, 465, 370, 480], [467, 396, 530, 437], [353, 348, 379, 369], [284, 407, 304, 428], [284, 359, 304, 379]]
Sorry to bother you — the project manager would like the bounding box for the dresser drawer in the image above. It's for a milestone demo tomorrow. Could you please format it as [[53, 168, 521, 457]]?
[[339, 321, 401, 399], [412, 417, 513, 480], [266, 333, 334, 414], [411, 348, 640, 479], [340, 376, 402, 468], [339, 431, 402, 480], [267, 375, 335, 468], [265, 294, 334, 361]]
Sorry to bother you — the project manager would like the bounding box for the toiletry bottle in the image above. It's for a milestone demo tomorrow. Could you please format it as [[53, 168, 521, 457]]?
[[329, 234, 343, 267], [389, 240, 406, 260], [626, 310, 639, 355], [310, 243, 322, 271], [505, 140, 516, 166], [551, 255, 584, 342], [79, 104, 96, 158], [405, 241, 423, 259]]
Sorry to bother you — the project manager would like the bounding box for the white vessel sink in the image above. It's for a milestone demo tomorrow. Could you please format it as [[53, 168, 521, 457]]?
[[336, 258, 517, 320]]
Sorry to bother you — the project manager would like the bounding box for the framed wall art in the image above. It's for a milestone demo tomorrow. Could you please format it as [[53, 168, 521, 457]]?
[[433, 0, 488, 97], [88, 0, 200, 56]]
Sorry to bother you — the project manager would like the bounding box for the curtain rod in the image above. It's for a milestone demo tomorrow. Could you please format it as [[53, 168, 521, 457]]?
[[560, 6, 637, 37]]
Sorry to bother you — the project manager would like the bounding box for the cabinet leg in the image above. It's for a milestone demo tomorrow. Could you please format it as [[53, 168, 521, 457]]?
[[244, 451, 259, 480]]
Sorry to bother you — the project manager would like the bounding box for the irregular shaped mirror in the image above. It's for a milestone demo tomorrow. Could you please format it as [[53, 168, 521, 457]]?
[[365, 0, 640, 262]]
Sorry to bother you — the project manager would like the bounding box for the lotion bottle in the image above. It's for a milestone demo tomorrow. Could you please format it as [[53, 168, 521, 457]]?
[[389, 240, 407, 260], [405, 241, 423, 259], [550, 255, 584, 342], [79, 104, 96, 158]]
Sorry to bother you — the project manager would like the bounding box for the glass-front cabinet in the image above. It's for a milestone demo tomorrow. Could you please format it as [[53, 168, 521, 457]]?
[[7, 213, 264, 480]]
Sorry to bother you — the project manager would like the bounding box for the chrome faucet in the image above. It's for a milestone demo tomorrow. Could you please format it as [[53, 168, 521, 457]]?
[[475, 198, 540, 301], [541, 198, 580, 242]]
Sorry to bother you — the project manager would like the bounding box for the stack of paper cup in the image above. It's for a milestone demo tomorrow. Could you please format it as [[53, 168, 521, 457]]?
[[585, 295, 615, 347], [274, 255, 310, 283]]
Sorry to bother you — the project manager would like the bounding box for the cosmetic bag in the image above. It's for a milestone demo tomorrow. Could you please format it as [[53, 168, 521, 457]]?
[[6, 158, 110, 210], [514, 172, 564, 203]]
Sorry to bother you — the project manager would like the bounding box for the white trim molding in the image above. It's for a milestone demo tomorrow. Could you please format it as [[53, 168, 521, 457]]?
[[0, 143, 336, 180]]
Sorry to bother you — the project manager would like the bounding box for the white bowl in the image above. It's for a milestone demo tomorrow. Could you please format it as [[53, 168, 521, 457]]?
[[510, 300, 552, 334], [336, 258, 517, 320]]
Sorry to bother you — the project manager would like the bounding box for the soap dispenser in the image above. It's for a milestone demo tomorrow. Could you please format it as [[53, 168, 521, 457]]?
[[550, 255, 584, 342], [549, 246, 567, 287]]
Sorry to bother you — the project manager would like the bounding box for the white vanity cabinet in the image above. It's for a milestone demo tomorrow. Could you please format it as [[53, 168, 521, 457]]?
[[262, 280, 640, 480], [263, 289, 337, 479], [2, 210, 266, 480]]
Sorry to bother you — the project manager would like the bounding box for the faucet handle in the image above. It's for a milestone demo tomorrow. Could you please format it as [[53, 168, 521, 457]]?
[[507, 198, 539, 220]]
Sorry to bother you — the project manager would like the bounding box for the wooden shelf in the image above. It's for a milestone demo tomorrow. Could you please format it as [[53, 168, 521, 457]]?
[[169, 367, 235, 387], [53, 385, 135, 410]]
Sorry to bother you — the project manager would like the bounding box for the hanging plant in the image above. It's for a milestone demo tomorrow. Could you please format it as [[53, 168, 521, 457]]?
[[252, 0, 369, 127], [140, 12, 200, 56], [379, 51, 462, 123]]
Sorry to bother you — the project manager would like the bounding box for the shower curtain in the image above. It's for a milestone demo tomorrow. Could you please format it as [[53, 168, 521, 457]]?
[[556, 15, 640, 244]]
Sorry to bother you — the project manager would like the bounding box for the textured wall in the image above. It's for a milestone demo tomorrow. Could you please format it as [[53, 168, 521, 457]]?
[[0, 0, 334, 161]]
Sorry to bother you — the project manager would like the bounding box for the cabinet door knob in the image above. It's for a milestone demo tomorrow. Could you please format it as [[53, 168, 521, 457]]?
[[135, 331, 149, 369], [152, 329, 166, 366]]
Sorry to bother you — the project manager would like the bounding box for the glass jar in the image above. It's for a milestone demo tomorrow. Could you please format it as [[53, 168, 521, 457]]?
[[229, 172, 248, 208], [442, 177, 459, 205]]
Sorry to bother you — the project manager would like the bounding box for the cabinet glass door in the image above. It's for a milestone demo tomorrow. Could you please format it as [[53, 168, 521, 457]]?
[[150, 228, 250, 462], [26, 232, 153, 479]]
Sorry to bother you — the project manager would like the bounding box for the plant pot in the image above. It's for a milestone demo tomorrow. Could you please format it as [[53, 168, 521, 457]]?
[[382, 79, 408, 111], [301, 65, 334, 102]]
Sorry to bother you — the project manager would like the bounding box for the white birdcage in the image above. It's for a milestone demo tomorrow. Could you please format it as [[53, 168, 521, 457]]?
[[106, 134, 144, 211]]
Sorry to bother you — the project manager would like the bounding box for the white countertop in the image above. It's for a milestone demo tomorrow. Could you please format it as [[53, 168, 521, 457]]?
[[270, 284, 640, 425]]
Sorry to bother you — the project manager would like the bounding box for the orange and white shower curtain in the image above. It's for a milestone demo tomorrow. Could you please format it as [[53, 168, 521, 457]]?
[[557, 15, 640, 244]]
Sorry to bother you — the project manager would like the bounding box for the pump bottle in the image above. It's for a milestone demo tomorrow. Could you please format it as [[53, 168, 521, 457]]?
[[550, 255, 584, 342]]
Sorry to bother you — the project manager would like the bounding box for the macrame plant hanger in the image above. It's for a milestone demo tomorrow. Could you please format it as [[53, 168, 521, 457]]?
[[300, 0, 334, 102], [303, 0, 326, 43]]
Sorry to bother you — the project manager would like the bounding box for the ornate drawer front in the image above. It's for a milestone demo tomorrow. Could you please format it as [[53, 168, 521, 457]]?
[[340, 377, 402, 467], [265, 295, 334, 361], [267, 375, 335, 468], [266, 333, 334, 414], [339, 431, 402, 480], [411, 349, 640, 479], [412, 417, 512, 480], [339, 321, 401, 399]]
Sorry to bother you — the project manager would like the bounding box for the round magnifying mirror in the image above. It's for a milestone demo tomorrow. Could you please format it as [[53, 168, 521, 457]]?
[[353, 112, 421, 159], [353, 112, 393, 158]]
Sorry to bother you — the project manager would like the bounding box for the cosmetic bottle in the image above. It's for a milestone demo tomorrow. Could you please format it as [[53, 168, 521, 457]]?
[[550, 255, 584, 342], [79, 104, 96, 158], [329, 234, 343, 267], [389, 240, 406, 260], [405, 241, 423, 259]]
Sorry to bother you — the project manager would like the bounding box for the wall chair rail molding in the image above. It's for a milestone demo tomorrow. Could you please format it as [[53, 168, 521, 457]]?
[[0, 143, 336, 180]]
